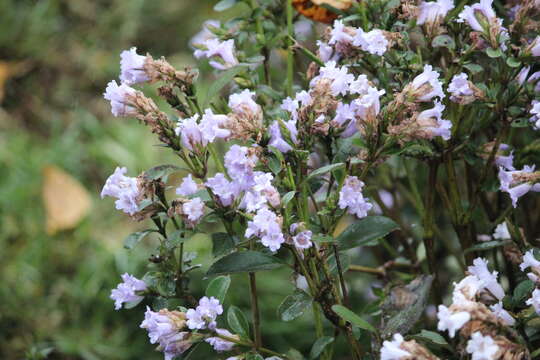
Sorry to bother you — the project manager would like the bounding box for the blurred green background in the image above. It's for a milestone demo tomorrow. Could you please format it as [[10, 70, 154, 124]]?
[[0, 1, 328, 359]]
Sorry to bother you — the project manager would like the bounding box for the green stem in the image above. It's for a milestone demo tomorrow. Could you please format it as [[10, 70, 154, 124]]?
[[286, 0, 294, 96], [249, 272, 262, 350]]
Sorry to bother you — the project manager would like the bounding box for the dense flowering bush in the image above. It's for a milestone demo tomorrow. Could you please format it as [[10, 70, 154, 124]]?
[[101, 0, 540, 359]]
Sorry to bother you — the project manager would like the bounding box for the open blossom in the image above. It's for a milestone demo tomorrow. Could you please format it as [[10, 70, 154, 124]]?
[[448, 72, 482, 104], [176, 115, 206, 151], [530, 100, 540, 130], [269, 120, 298, 153], [520, 250, 540, 282], [240, 172, 280, 213], [313, 61, 355, 96], [281, 96, 299, 121], [466, 332, 499, 360], [333, 102, 357, 138], [380, 334, 411, 360], [437, 305, 470, 337], [224, 145, 258, 189], [194, 38, 238, 70], [408, 64, 445, 102], [527, 288, 540, 314], [205, 173, 239, 207], [467, 257, 505, 300], [182, 197, 205, 224], [101, 166, 140, 215], [417, 0, 454, 25], [528, 36, 540, 57], [498, 165, 540, 207], [199, 108, 231, 142], [353, 28, 388, 56], [120, 47, 150, 85], [186, 296, 223, 330], [176, 174, 198, 196], [416, 101, 452, 140], [489, 302, 515, 326], [353, 86, 385, 124], [492, 222, 510, 240], [110, 273, 147, 310], [317, 40, 337, 62], [103, 80, 137, 117], [205, 328, 238, 352], [329, 19, 354, 46], [190, 20, 220, 47], [246, 207, 285, 251], [140, 307, 190, 360], [457, 0, 501, 33], [453, 275, 484, 303], [229, 89, 259, 114], [339, 176, 373, 219], [290, 223, 313, 250]]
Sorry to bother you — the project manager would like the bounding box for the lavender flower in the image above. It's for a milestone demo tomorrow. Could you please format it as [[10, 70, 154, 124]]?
[[194, 38, 238, 70], [329, 20, 354, 46], [205, 173, 239, 207], [290, 223, 313, 250], [186, 296, 223, 330], [448, 73, 474, 103], [229, 89, 259, 114], [176, 114, 206, 151], [338, 176, 373, 219], [313, 61, 355, 96], [103, 80, 137, 117], [101, 167, 140, 215], [110, 273, 147, 310], [416, 101, 452, 140], [182, 197, 205, 225], [489, 302, 515, 326], [465, 332, 498, 360], [457, 0, 501, 33], [120, 47, 150, 85], [498, 165, 540, 207], [245, 207, 285, 251], [530, 100, 540, 130], [190, 20, 220, 47], [205, 328, 238, 352], [417, 0, 455, 25], [176, 174, 199, 197], [492, 222, 510, 240], [527, 288, 540, 314], [353, 29, 389, 56], [408, 65, 445, 102]]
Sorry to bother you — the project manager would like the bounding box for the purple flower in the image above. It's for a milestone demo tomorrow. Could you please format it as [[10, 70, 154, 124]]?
[[224, 145, 258, 190], [410, 64, 445, 101], [416, 100, 452, 140], [175, 114, 206, 151], [199, 108, 230, 142], [417, 0, 454, 25], [353, 29, 389, 56], [110, 273, 147, 310], [205, 328, 237, 352], [338, 176, 373, 219], [176, 174, 199, 197], [120, 47, 150, 85], [103, 80, 137, 117], [194, 38, 238, 70], [101, 167, 140, 215], [229, 89, 259, 113], [290, 223, 313, 250], [183, 197, 205, 225], [246, 208, 285, 251], [329, 20, 354, 46], [186, 296, 223, 330], [205, 173, 239, 207]]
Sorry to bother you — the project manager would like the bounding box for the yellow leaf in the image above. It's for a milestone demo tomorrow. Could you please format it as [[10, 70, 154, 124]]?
[[42, 165, 92, 235]]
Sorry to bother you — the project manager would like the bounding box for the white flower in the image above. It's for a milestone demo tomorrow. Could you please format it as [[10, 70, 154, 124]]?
[[183, 197, 205, 224], [101, 167, 140, 215], [317, 40, 337, 62], [437, 305, 470, 337], [110, 273, 146, 310], [190, 20, 220, 47], [194, 38, 238, 70], [176, 114, 206, 151], [120, 47, 150, 85], [448, 73, 473, 102], [416, 100, 452, 140], [353, 86, 385, 122], [410, 65, 445, 101], [380, 333, 411, 360], [269, 120, 298, 153], [498, 165, 540, 207], [530, 100, 540, 130], [495, 150, 514, 171], [199, 108, 231, 142], [295, 90, 312, 107], [240, 172, 280, 213], [349, 74, 371, 95], [489, 302, 515, 326], [468, 258, 505, 300], [246, 207, 284, 251], [281, 96, 299, 120], [353, 29, 389, 56], [205, 328, 237, 352], [176, 174, 199, 197], [290, 223, 313, 250], [186, 296, 223, 330], [314, 61, 355, 96], [492, 222, 510, 240], [527, 288, 540, 314], [466, 332, 499, 360], [140, 307, 179, 344], [457, 0, 498, 32], [520, 250, 540, 272], [338, 176, 373, 219], [229, 89, 259, 113], [417, 0, 455, 25], [453, 275, 484, 303], [329, 20, 354, 45], [103, 80, 137, 117], [529, 37, 540, 57]]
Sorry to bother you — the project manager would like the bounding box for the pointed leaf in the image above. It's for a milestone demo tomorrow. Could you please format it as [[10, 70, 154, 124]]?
[[227, 305, 250, 338], [124, 230, 156, 249], [336, 216, 399, 250], [277, 290, 313, 321], [309, 336, 334, 359], [331, 305, 376, 333], [206, 276, 231, 304], [207, 251, 285, 276]]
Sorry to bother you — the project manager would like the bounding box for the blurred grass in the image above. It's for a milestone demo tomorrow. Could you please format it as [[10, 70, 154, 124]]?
[[0, 1, 323, 359]]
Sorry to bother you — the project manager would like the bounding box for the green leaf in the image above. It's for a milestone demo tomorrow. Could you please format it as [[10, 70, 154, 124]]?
[[486, 47, 503, 58], [167, 229, 188, 249], [328, 251, 350, 275], [463, 63, 483, 74], [227, 305, 250, 338], [203, 66, 245, 107], [245, 354, 264, 360], [464, 239, 512, 254], [336, 216, 399, 250], [431, 35, 455, 50], [309, 336, 334, 359], [214, 0, 236, 12], [380, 275, 433, 337], [305, 163, 345, 183], [331, 305, 376, 333], [206, 275, 231, 304], [286, 348, 305, 360], [144, 164, 182, 181], [211, 232, 237, 257], [506, 57, 521, 68], [207, 251, 285, 276], [513, 280, 535, 306], [411, 330, 450, 349], [124, 230, 156, 249], [277, 290, 313, 321], [282, 191, 296, 205]]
